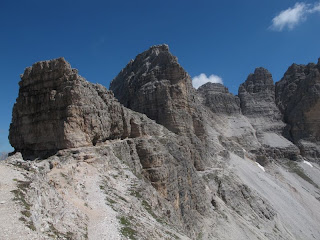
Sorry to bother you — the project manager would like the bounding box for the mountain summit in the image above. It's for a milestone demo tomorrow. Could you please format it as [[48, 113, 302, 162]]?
[[3, 45, 320, 240]]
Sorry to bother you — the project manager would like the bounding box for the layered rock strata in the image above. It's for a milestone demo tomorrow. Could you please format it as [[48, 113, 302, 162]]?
[[238, 67, 299, 160], [110, 44, 196, 135], [7, 47, 320, 239], [8, 57, 211, 236], [197, 82, 240, 115], [238, 67, 283, 131], [9, 58, 167, 158], [110, 44, 209, 170], [276, 60, 320, 162]]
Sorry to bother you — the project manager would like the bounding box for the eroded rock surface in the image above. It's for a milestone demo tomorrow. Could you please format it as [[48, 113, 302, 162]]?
[[238, 67, 283, 131], [197, 82, 240, 115], [9, 58, 168, 158], [238, 67, 299, 161], [276, 59, 320, 162], [8, 57, 212, 238], [110, 44, 210, 170], [6, 47, 320, 240]]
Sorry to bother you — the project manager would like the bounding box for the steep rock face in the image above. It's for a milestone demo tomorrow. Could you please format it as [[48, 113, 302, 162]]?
[[197, 82, 240, 115], [110, 44, 197, 135], [7, 49, 320, 240], [275, 60, 320, 161], [8, 58, 213, 236], [9, 58, 166, 158], [196, 82, 261, 155], [110, 45, 209, 170], [238, 68, 283, 126], [238, 68, 299, 160]]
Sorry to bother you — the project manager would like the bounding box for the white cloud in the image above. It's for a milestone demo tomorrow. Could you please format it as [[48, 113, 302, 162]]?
[[309, 2, 320, 13], [192, 73, 223, 89], [270, 2, 320, 31]]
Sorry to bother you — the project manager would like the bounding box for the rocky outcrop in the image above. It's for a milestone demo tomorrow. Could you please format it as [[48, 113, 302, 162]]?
[[8, 57, 211, 237], [7, 47, 320, 240], [275, 60, 320, 161], [197, 83, 240, 115], [9, 58, 168, 158], [110, 44, 209, 170], [238, 68, 283, 128], [110, 44, 197, 135], [238, 67, 299, 160]]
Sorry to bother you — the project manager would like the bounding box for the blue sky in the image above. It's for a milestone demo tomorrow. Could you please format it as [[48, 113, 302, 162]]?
[[1, 0, 320, 152]]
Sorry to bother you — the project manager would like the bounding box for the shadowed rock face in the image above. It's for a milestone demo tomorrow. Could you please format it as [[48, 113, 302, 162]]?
[[110, 44, 208, 170], [238, 67, 282, 123], [109, 44, 198, 135], [238, 67, 299, 160], [197, 82, 240, 115], [7, 47, 320, 239], [8, 57, 211, 234], [275, 59, 320, 161], [9, 58, 167, 158], [276, 60, 320, 142]]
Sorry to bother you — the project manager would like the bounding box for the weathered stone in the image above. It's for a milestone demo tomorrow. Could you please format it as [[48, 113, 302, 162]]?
[[275, 60, 320, 161], [8, 57, 211, 236], [110, 44, 209, 170], [110, 45, 201, 134], [197, 82, 240, 115], [238, 67, 299, 159], [9, 58, 166, 158], [7, 48, 320, 240], [239, 67, 283, 128]]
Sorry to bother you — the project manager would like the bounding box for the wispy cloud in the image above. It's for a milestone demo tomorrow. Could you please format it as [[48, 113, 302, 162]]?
[[270, 2, 320, 31], [192, 73, 223, 89]]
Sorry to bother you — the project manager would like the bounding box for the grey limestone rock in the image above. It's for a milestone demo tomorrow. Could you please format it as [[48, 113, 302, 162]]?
[[9, 57, 169, 158], [239, 67, 283, 127], [8, 57, 212, 237], [7, 47, 320, 240], [238, 67, 300, 160], [275, 59, 320, 162], [110, 44, 210, 170], [197, 82, 241, 115], [110, 44, 200, 135]]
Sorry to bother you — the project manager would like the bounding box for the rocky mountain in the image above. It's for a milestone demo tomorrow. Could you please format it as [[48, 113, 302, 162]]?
[[197, 83, 240, 115], [1, 45, 320, 240], [275, 59, 320, 162]]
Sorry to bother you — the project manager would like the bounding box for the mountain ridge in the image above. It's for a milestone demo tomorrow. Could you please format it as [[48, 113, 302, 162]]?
[[2, 45, 320, 240]]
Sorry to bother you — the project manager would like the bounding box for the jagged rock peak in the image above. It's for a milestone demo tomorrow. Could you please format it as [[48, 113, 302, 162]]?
[[109, 44, 195, 134], [110, 45, 207, 169], [20, 58, 76, 86], [22, 57, 71, 74], [110, 44, 184, 89], [238, 67, 276, 114], [239, 67, 274, 94], [275, 58, 320, 161], [135, 44, 171, 60], [238, 67, 284, 132], [149, 43, 169, 52]]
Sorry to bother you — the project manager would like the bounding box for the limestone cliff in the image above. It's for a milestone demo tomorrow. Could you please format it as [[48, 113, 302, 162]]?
[[110, 44, 209, 170], [276, 59, 320, 162], [8, 57, 212, 237], [197, 82, 240, 115], [238, 67, 299, 161], [238, 67, 283, 131], [5, 47, 320, 240], [9, 58, 168, 158]]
